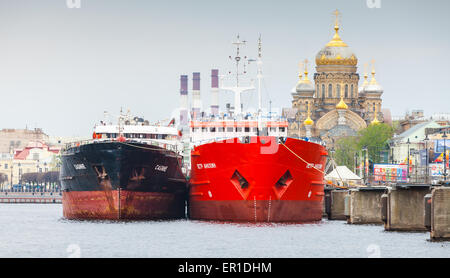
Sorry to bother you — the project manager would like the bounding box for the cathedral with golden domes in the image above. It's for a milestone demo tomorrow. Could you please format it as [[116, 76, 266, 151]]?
[[285, 10, 384, 147]]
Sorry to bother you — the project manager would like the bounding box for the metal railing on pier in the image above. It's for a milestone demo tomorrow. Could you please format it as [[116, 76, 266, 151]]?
[[362, 166, 445, 186], [0, 190, 62, 204]]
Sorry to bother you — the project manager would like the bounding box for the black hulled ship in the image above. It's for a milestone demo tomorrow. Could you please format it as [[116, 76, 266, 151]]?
[[60, 111, 187, 220]]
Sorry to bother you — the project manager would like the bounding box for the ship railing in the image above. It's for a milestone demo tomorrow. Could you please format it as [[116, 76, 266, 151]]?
[[191, 135, 325, 148], [191, 135, 278, 146], [63, 139, 93, 151], [63, 139, 181, 153], [192, 136, 242, 146]]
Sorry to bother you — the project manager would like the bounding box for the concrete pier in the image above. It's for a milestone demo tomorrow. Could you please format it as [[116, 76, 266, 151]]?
[[347, 187, 385, 225], [384, 184, 431, 231], [327, 189, 348, 220], [430, 187, 450, 241], [0, 197, 61, 203], [0, 191, 62, 204]]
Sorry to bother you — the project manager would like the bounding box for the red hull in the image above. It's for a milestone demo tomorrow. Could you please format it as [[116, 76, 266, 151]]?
[[63, 190, 185, 220], [189, 137, 327, 222]]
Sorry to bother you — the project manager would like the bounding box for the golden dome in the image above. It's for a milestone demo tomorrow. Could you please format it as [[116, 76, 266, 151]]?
[[369, 62, 379, 86], [336, 95, 348, 110], [304, 116, 314, 126], [326, 25, 348, 48], [365, 61, 383, 92], [303, 103, 314, 126], [315, 10, 357, 67], [296, 59, 315, 92], [362, 64, 369, 86], [358, 64, 369, 93], [371, 116, 381, 125], [370, 104, 381, 125], [297, 61, 303, 80]]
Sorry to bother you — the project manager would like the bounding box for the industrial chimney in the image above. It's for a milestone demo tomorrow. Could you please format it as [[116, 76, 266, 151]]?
[[179, 75, 188, 126], [192, 72, 202, 120], [210, 69, 219, 116]]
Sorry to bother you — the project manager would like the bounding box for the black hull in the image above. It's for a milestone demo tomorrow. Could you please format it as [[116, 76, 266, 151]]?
[[60, 141, 187, 194], [59, 141, 187, 220]]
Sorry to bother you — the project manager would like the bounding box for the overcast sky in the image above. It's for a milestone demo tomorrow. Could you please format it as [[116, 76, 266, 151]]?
[[0, 0, 448, 137]]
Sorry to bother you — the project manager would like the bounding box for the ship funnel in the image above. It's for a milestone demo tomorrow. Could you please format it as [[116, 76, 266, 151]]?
[[211, 69, 219, 116], [180, 75, 188, 126], [192, 72, 202, 120]]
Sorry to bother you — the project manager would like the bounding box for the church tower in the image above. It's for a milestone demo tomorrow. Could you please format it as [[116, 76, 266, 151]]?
[[361, 60, 384, 124], [314, 9, 359, 117], [291, 60, 315, 137], [286, 9, 386, 146]]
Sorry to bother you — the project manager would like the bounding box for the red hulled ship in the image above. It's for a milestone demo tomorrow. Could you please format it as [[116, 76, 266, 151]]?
[[182, 36, 328, 222], [189, 136, 327, 222]]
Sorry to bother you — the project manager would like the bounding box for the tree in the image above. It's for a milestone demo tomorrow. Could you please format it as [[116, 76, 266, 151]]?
[[331, 123, 395, 171], [21, 171, 60, 191], [357, 123, 394, 164], [334, 136, 359, 171]]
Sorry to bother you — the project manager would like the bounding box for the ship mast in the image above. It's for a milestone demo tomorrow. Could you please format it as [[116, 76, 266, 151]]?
[[118, 107, 124, 138], [221, 34, 255, 117], [257, 35, 263, 114]]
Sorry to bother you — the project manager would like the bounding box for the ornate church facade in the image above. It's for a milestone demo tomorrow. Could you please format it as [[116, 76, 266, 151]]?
[[286, 10, 384, 148]]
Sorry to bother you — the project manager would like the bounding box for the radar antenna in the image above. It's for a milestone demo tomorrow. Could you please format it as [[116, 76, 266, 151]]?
[[221, 34, 255, 117]]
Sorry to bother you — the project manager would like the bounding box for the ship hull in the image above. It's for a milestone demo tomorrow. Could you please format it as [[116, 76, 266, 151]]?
[[188, 136, 327, 222], [189, 200, 322, 222], [60, 141, 187, 220], [62, 190, 185, 220]]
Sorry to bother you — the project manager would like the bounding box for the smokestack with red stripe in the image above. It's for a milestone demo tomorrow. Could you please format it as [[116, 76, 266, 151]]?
[[179, 75, 188, 126], [192, 72, 202, 120], [210, 69, 219, 116]]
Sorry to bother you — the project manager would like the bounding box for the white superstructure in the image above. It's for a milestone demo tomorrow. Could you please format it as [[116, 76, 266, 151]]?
[[177, 35, 288, 173], [92, 110, 182, 154], [189, 114, 288, 146]]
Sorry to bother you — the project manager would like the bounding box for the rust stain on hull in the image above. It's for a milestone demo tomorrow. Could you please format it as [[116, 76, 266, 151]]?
[[189, 200, 322, 223], [63, 190, 186, 220]]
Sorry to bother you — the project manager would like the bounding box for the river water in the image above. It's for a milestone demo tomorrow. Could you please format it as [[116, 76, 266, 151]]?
[[0, 204, 448, 258]]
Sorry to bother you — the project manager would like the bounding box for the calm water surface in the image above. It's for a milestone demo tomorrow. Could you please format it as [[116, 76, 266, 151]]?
[[0, 204, 449, 258]]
